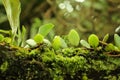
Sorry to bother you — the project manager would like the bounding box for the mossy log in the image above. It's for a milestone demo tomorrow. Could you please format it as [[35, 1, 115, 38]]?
[[0, 42, 120, 80]]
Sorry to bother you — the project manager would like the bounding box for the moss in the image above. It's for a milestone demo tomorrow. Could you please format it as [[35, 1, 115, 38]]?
[[0, 42, 120, 80]]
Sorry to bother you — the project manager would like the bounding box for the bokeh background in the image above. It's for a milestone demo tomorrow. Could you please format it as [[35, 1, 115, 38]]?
[[0, 0, 120, 40]]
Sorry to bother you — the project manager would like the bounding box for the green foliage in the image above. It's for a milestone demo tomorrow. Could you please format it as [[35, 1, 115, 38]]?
[[88, 34, 99, 48], [30, 18, 42, 38], [114, 34, 120, 49], [0, 34, 4, 42], [68, 29, 80, 46], [1, 31, 120, 79], [38, 23, 54, 37], [17, 26, 27, 46], [2, 0, 21, 39], [105, 43, 115, 51], [1, 0, 120, 79], [4, 37, 12, 43], [80, 39, 90, 48], [102, 33, 109, 42], [60, 37, 68, 48], [43, 39, 51, 46], [34, 34, 44, 43], [52, 36, 61, 50]]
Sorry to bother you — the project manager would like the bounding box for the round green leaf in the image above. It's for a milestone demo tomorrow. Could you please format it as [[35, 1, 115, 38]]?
[[34, 34, 44, 43], [88, 34, 99, 48], [68, 29, 80, 46]]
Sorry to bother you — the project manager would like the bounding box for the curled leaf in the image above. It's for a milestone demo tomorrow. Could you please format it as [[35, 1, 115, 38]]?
[[80, 40, 90, 48], [26, 39, 37, 47], [43, 39, 51, 46], [60, 37, 68, 48]]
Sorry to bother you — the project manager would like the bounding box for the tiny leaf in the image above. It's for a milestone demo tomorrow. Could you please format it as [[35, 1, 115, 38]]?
[[102, 33, 109, 42], [114, 34, 120, 49], [88, 34, 99, 48], [105, 43, 115, 51], [115, 26, 120, 33], [60, 37, 68, 48], [38, 23, 54, 37], [34, 34, 44, 43], [52, 36, 61, 50], [80, 40, 90, 48], [68, 29, 80, 46], [26, 39, 37, 47], [43, 39, 51, 46]]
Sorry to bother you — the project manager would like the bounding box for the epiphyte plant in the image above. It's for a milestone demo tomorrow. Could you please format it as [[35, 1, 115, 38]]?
[[2, 0, 55, 47], [25, 23, 54, 48]]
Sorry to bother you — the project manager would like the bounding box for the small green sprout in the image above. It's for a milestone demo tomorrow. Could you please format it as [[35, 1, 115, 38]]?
[[88, 34, 99, 48]]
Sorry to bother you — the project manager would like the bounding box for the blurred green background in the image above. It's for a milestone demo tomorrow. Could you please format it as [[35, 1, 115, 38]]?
[[0, 0, 120, 40]]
